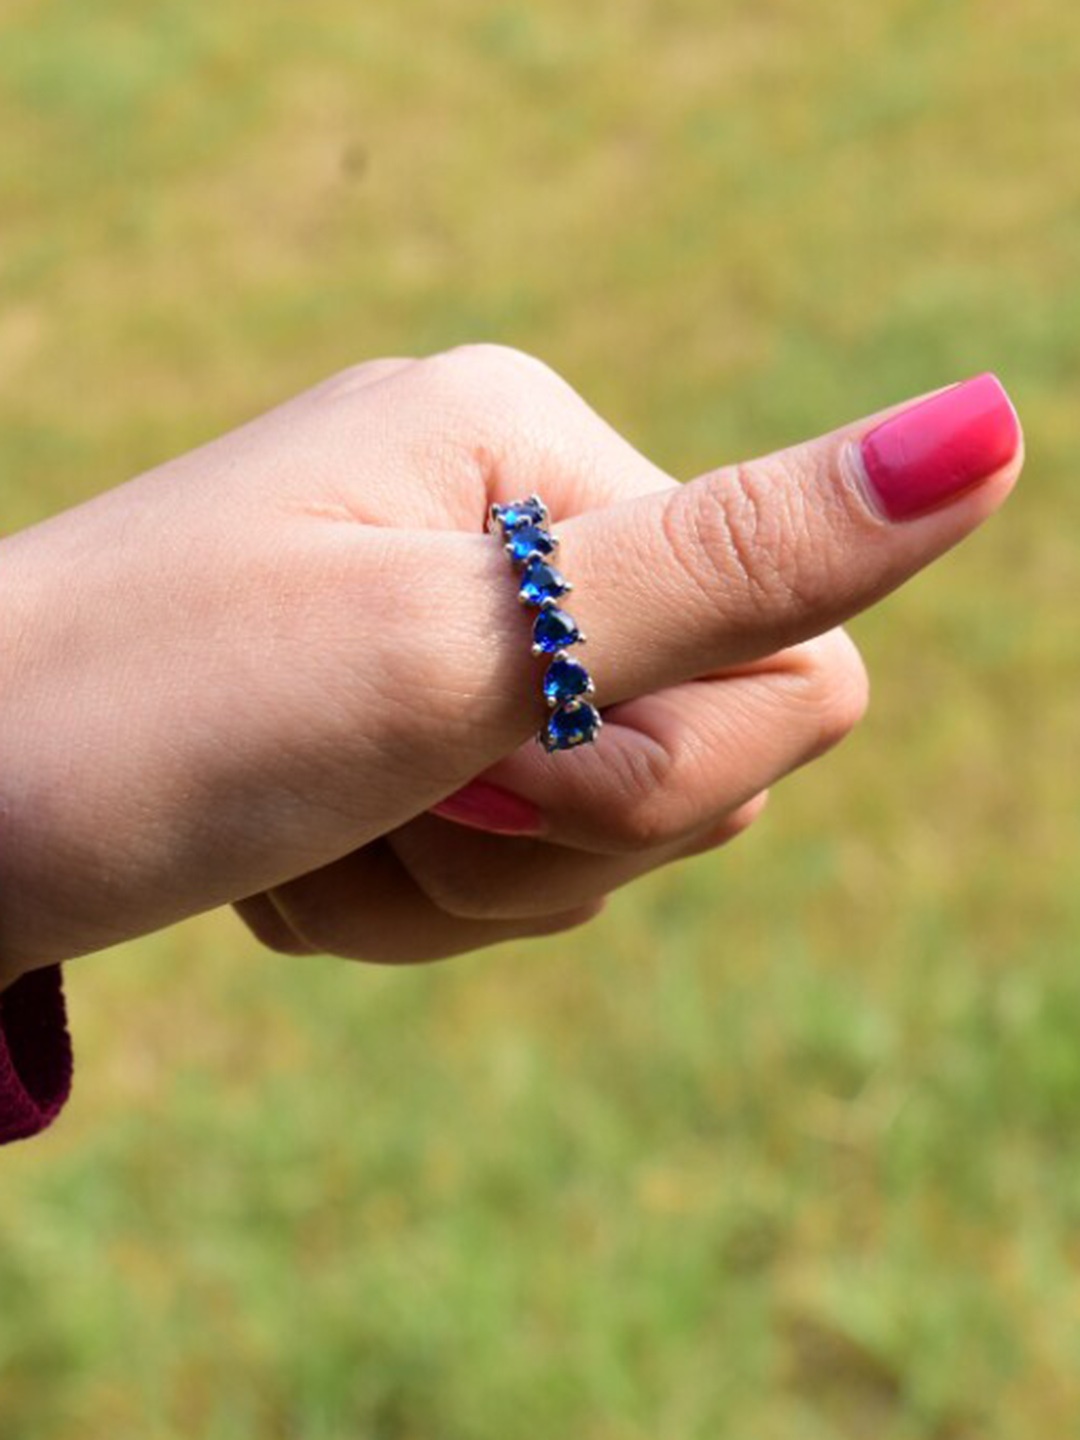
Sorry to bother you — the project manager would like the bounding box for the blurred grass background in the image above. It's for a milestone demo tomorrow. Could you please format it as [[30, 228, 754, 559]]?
[[1, 0, 1079, 1435]]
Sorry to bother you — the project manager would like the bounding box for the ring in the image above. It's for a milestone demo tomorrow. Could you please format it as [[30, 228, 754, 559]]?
[[487, 494, 602, 752]]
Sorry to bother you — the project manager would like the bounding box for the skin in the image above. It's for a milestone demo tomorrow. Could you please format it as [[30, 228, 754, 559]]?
[[0, 346, 1022, 985]]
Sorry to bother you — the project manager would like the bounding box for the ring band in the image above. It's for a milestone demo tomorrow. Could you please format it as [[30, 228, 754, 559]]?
[[488, 494, 602, 753]]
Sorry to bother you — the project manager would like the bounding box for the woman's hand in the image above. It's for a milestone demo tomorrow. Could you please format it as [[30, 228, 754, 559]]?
[[0, 349, 1021, 979]]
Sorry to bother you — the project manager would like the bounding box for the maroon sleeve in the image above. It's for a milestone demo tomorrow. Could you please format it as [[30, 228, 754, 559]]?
[[0, 965, 73, 1144]]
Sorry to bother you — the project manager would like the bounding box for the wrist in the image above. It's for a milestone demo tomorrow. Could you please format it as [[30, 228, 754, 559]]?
[[0, 953, 28, 993], [0, 528, 75, 971]]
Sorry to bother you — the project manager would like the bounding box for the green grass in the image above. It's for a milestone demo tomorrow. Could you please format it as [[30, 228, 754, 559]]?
[[3, 0, 1080, 1434]]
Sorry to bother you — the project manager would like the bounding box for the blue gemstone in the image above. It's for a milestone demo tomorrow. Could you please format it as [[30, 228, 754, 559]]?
[[497, 498, 548, 532], [507, 525, 555, 565], [533, 607, 580, 653], [542, 702, 601, 752], [518, 558, 570, 606], [542, 656, 591, 704]]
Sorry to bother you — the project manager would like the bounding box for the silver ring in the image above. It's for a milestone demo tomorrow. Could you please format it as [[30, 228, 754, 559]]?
[[488, 494, 602, 752]]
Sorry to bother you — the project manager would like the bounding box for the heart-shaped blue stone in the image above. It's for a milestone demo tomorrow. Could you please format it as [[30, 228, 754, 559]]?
[[533, 607, 580, 654], [518, 558, 570, 607], [542, 702, 601, 752], [542, 656, 591, 704], [507, 525, 556, 565], [495, 498, 548, 532]]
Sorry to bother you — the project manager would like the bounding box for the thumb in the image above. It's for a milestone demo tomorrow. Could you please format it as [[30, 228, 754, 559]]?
[[539, 371, 1022, 704], [412, 372, 1021, 771]]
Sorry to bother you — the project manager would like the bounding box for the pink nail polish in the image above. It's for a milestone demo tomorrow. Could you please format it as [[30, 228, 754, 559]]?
[[859, 373, 1021, 522], [430, 780, 546, 837]]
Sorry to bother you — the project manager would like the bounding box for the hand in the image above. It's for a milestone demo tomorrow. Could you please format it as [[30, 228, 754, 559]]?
[[0, 349, 1021, 980]]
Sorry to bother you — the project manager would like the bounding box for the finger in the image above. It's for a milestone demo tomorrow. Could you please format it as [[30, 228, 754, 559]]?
[[232, 893, 317, 955], [379, 370, 1019, 780], [388, 790, 768, 922], [432, 629, 867, 854], [264, 838, 605, 964], [678, 790, 770, 855]]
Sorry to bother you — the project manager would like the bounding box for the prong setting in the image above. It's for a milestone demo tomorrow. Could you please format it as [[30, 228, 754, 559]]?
[[492, 495, 600, 752]]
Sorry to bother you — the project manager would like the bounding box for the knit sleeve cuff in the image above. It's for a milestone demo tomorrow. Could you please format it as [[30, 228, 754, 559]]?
[[0, 965, 73, 1144]]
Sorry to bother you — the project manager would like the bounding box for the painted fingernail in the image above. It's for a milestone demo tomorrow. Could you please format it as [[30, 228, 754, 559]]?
[[859, 373, 1021, 522], [430, 780, 546, 837]]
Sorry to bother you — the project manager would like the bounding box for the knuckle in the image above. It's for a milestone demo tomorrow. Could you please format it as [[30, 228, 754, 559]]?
[[795, 630, 871, 753], [423, 343, 558, 415], [590, 734, 684, 853], [440, 341, 550, 379], [603, 801, 671, 853], [414, 344, 579, 459], [687, 790, 769, 854], [664, 454, 836, 631], [724, 789, 771, 839], [661, 463, 777, 617], [393, 345, 590, 490]]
